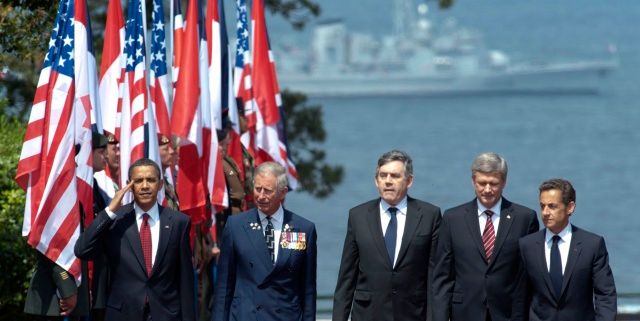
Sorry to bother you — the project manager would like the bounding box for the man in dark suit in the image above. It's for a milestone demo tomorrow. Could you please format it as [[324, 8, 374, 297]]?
[[213, 162, 317, 321], [333, 150, 441, 321], [433, 152, 539, 321], [517, 178, 616, 321], [75, 158, 195, 321]]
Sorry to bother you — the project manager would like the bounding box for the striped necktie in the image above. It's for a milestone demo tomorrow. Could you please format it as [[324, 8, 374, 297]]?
[[482, 210, 496, 261]]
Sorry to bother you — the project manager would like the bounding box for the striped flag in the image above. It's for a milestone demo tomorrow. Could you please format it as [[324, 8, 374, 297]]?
[[222, 0, 246, 186], [171, 0, 184, 88], [250, 0, 298, 188], [119, 0, 159, 192], [204, 0, 228, 211], [234, 0, 253, 121], [172, 0, 208, 223], [150, 0, 172, 139], [16, 0, 96, 283], [96, 0, 125, 199]]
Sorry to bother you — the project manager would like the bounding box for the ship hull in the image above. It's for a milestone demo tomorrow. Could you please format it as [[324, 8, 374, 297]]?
[[279, 61, 616, 98]]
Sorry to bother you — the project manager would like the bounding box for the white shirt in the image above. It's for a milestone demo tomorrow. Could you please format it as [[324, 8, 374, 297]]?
[[259, 206, 284, 264], [545, 224, 572, 274], [477, 198, 502, 236], [380, 197, 408, 267], [106, 203, 161, 266]]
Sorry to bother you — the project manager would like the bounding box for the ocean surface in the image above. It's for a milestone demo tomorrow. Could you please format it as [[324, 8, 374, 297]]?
[[269, 0, 640, 298]]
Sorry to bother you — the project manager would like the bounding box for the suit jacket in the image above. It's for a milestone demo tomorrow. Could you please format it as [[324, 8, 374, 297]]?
[[212, 208, 317, 321], [74, 203, 195, 321], [332, 197, 441, 321], [432, 198, 538, 321], [517, 225, 617, 321], [24, 252, 90, 317]]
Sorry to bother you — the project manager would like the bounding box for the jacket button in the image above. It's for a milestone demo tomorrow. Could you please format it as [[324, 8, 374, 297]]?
[[256, 305, 262, 311]]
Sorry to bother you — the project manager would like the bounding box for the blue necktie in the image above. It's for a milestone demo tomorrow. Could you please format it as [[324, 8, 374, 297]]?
[[384, 207, 398, 266], [550, 235, 563, 298]]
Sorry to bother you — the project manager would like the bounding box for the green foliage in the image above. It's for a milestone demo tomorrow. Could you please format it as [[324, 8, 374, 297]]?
[[281, 90, 343, 198], [265, 0, 321, 30], [0, 103, 33, 318], [0, 2, 57, 120]]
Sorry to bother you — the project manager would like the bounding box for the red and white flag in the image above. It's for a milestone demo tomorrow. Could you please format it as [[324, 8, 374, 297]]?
[[16, 0, 96, 283], [172, 0, 208, 223], [250, 0, 298, 188], [95, 0, 125, 199], [204, 0, 228, 211]]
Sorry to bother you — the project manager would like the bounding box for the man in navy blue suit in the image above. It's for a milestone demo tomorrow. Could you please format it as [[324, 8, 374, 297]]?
[[213, 162, 317, 321], [75, 158, 195, 321], [517, 178, 616, 321]]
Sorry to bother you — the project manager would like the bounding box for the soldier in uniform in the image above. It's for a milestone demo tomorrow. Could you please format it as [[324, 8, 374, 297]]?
[[91, 132, 109, 321], [105, 133, 120, 189], [158, 134, 179, 210], [220, 129, 246, 215]]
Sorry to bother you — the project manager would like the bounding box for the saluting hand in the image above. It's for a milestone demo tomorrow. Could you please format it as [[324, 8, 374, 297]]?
[[108, 180, 134, 213]]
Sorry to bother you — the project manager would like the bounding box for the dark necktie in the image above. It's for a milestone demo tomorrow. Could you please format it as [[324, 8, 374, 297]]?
[[550, 235, 563, 298], [384, 207, 398, 266], [140, 213, 152, 276], [482, 210, 496, 261], [265, 216, 275, 263]]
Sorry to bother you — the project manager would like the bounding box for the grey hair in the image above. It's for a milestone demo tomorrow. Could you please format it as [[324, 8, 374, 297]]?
[[376, 150, 413, 177], [471, 152, 508, 179], [254, 162, 289, 192]]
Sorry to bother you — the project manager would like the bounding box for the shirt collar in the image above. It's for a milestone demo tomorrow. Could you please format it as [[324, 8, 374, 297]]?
[[134, 203, 160, 223], [380, 196, 408, 215], [258, 206, 284, 224], [477, 198, 502, 217], [545, 223, 572, 243]]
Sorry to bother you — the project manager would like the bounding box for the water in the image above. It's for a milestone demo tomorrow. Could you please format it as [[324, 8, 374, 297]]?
[[271, 0, 640, 296]]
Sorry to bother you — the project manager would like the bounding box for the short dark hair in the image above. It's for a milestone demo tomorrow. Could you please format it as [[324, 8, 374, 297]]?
[[376, 150, 413, 177], [128, 158, 162, 180], [539, 178, 576, 205]]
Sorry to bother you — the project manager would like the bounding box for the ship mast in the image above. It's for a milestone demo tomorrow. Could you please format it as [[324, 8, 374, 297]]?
[[393, 0, 417, 40]]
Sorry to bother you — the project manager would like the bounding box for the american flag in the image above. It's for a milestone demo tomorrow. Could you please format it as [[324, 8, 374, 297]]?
[[95, 0, 124, 200], [250, 0, 298, 188], [119, 0, 158, 192], [172, 0, 208, 223], [16, 0, 96, 283], [150, 0, 172, 140], [234, 0, 253, 117]]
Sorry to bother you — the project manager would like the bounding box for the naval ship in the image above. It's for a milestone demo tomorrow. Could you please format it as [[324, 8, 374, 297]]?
[[275, 0, 617, 98]]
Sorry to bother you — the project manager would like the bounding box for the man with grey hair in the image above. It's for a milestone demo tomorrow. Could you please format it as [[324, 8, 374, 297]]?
[[433, 152, 539, 321], [333, 150, 442, 321], [213, 162, 317, 321]]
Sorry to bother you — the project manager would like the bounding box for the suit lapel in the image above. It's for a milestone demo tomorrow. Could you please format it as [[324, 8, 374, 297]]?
[[560, 225, 582, 297], [463, 201, 487, 261], [366, 200, 393, 269], [242, 209, 273, 272], [152, 206, 173, 276], [395, 198, 422, 267], [122, 209, 148, 276], [488, 199, 515, 268], [537, 230, 559, 303]]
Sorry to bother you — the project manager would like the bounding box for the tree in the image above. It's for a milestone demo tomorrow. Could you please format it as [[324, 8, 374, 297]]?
[[0, 98, 33, 320], [282, 90, 343, 198]]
